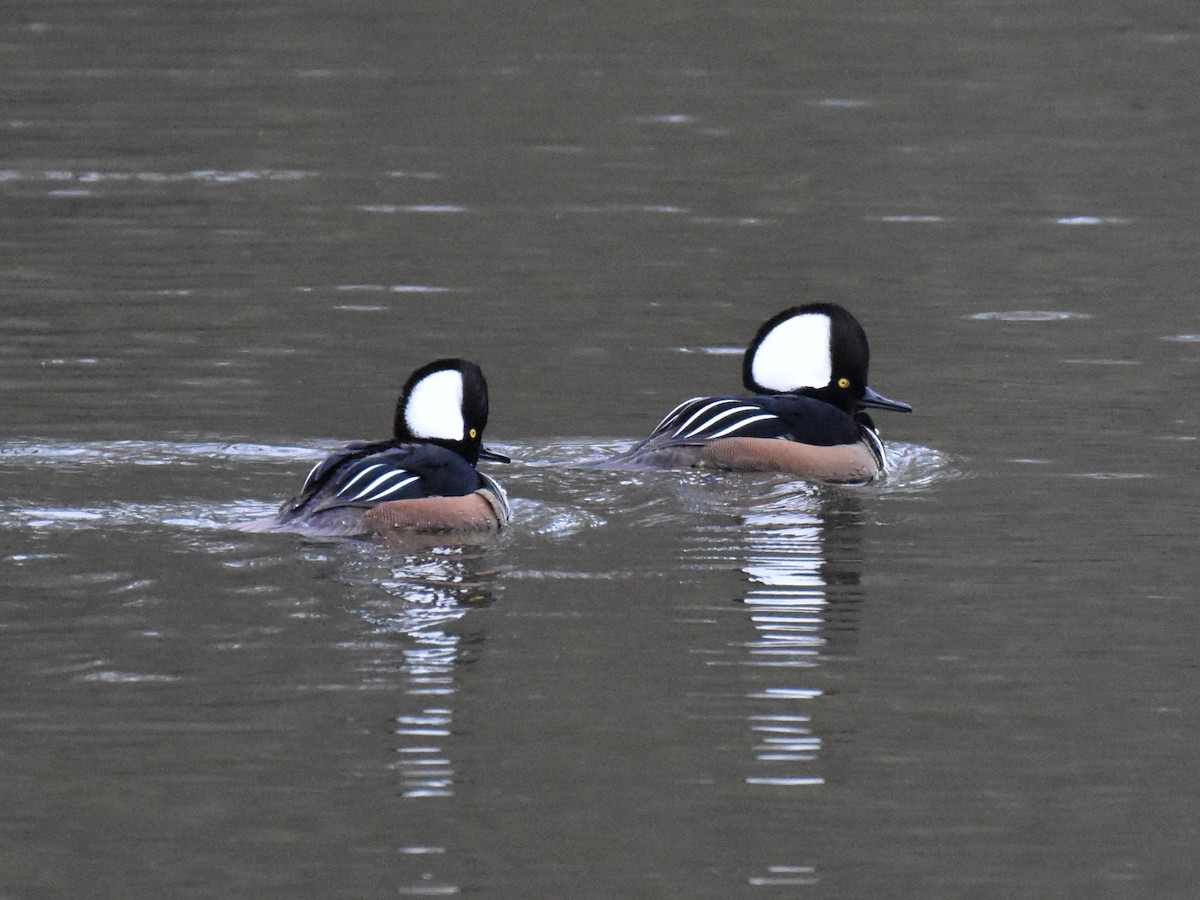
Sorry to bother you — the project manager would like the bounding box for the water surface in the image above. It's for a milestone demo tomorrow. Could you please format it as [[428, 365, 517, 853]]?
[[3, 0, 1199, 896]]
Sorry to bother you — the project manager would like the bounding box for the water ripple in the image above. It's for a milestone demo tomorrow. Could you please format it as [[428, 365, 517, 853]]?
[[968, 310, 1092, 322], [0, 168, 315, 184], [0, 438, 951, 534]]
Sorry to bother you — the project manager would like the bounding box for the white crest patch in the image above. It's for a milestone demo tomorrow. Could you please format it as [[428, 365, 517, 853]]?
[[404, 368, 465, 440], [750, 313, 832, 391]]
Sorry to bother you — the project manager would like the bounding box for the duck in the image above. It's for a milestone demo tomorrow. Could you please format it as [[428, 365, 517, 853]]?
[[608, 303, 911, 483], [237, 358, 511, 537]]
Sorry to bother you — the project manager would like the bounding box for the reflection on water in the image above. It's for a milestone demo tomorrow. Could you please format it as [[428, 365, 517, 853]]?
[[738, 503, 840, 789], [683, 484, 869, 803], [0, 432, 955, 895], [362, 554, 496, 802]]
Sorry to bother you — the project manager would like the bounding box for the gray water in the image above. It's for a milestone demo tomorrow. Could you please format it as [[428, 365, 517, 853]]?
[[3, 0, 1199, 897]]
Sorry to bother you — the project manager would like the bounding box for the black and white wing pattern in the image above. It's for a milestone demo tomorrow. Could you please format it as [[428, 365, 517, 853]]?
[[289, 441, 382, 502], [283, 442, 483, 520], [614, 393, 870, 464], [314, 457, 423, 507], [644, 397, 791, 444]]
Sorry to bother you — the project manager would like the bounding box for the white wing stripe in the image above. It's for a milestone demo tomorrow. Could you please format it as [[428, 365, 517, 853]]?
[[334, 463, 387, 497], [301, 460, 324, 491], [348, 470, 414, 502], [653, 397, 705, 432], [703, 413, 779, 439], [672, 400, 734, 436], [353, 474, 419, 502], [678, 404, 769, 439]]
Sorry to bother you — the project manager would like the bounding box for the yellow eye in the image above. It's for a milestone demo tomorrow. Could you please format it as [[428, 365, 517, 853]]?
[[468, 428, 477, 439], [837, 377, 850, 389]]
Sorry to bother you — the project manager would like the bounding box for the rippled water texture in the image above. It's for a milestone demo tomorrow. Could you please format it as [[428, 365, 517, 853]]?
[[3, 0, 1199, 897]]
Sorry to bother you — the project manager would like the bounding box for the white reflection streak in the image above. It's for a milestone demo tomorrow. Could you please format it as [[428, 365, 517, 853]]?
[[376, 566, 472, 799], [740, 510, 826, 787], [396, 630, 459, 798]]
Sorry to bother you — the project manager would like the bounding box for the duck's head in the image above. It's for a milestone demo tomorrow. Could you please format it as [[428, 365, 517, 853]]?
[[393, 358, 509, 465], [742, 303, 912, 416]]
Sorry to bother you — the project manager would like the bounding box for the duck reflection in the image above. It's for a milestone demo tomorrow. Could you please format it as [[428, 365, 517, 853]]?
[[694, 487, 864, 788], [355, 548, 497, 799]]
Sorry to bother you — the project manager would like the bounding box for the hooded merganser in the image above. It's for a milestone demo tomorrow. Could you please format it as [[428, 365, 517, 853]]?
[[609, 304, 912, 483], [238, 358, 511, 537]]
